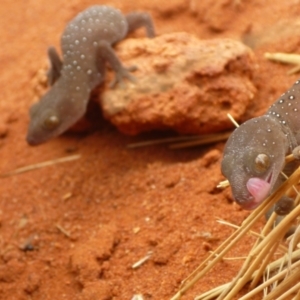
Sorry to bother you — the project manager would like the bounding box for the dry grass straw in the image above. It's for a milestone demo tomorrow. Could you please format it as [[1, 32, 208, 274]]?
[[127, 132, 231, 149], [0, 154, 81, 177], [171, 163, 300, 300], [265, 52, 300, 75]]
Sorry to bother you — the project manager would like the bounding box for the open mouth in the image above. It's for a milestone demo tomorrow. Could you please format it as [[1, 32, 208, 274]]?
[[243, 171, 273, 210]]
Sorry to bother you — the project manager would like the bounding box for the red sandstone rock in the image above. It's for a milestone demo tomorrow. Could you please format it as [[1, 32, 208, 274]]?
[[100, 32, 257, 135]]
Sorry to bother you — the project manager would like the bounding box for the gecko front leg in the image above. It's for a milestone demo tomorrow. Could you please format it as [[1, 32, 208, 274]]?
[[126, 12, 155, 38], [96, 40, 136, 88], [47, 46, 63, 86]]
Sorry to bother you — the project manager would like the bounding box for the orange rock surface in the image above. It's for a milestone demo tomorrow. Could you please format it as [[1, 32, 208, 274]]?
[[102, 32, 256, 135]]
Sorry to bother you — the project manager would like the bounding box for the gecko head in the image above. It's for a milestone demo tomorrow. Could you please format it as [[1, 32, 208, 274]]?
[[221, 116, 288, 210], [26, 87, 87, 146], [26, 102, 62, 146]]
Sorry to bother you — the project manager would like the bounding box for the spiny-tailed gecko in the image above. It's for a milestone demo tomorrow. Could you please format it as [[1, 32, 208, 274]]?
[[221, 79, 300, 212], [27, 5, 155, 145]]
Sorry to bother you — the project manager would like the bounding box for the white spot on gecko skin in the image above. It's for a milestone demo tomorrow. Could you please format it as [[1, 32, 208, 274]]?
[[73, 61, 77, 65], [282, 121, 286, 124], [75, 40, 79, 45], [76, 86, 80, 91], [288, 103, 292, 106], [296, 80, 300, 84], [82, 37, 87, 42], [80, 54, 85, 59], [87, 69, 92, 75], [77, 66, 81, 70], [276, 114, 280, 117], [279, 99, 284, 103], [267, 129, 271, 132], [88, 28, 92, 33], [294, 108, 298, 112], [289, 95, 295, 100], [93, 42, 98, 47]]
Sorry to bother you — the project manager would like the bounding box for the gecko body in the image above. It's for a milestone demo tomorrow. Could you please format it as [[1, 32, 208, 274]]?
[[27, 5, 155, 145], [221, 79, 300, 210]]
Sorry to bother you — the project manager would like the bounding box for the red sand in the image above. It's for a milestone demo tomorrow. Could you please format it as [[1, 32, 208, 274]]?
[[0, 1, 299, 299]]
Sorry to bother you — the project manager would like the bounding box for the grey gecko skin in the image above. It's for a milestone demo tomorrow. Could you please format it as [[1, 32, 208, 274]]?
[[221, 79, 300, 210], [27, 5, 155, 145]]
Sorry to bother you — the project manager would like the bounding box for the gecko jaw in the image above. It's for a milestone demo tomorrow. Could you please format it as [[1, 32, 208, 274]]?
[[244, 172, 273, 210]]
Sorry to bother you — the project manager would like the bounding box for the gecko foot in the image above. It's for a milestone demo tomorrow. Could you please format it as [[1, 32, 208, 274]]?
[[292, 145, 300, 160], [109, 66, 137, 89], [274, 195, 294, 216]]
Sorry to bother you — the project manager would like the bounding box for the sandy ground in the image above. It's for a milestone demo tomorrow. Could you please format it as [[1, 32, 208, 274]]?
[[1, 0, 300, 299]]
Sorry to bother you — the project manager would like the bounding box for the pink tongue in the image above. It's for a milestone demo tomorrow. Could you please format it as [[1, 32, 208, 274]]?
[[246, 177, 271, 207]]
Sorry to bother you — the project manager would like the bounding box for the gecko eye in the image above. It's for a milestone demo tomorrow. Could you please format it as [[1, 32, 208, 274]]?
[[254, 154, 270, 173], [43, 115, 60, 130]]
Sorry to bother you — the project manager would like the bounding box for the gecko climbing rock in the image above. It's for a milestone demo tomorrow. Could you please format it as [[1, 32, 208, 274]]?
[[26, 5, 155, 145], [221, 79, 300, 211]]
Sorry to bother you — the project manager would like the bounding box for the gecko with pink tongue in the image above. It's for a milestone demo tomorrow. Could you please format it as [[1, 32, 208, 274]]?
[[221, 79, 300, 211]]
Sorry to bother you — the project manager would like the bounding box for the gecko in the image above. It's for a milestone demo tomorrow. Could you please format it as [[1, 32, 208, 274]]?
[[26, 5, 155, 145], [221, 79, 300, 213]]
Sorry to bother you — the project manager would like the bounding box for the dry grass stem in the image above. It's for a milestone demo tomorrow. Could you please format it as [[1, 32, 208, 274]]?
[[264, 52, 300, 65], [1, 154, 81, 177], [227, 113, 239, 128], [239, 258, 300, 300], [249, 239, 281, 288], [194, 284, 230, 300], [264, 52, 300, 74], [293, 287, 300, 300], [132, 252, 152, 269], [169, 132, 231, 149], [127, 132, 231, 149], [127, 135, 200, 148], [216, 180, 229, 189], [288, 64, 300, 75], [264, 268, 300, 300], [129, 111, 238, 150], [55, 224, 71, 238], [172, 167, 300, 300], [223, 199, 300, 299]]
